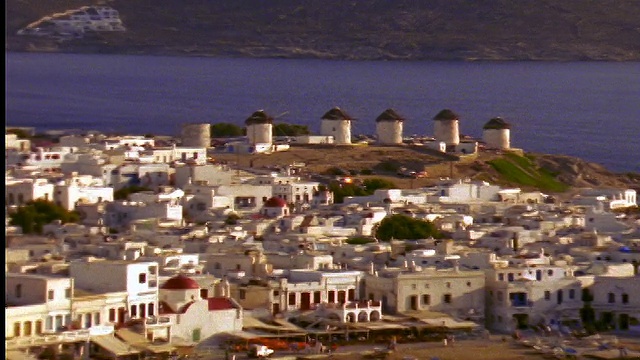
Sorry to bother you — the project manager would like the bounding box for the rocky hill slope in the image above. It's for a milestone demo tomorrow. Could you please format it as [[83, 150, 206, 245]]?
[[6, 0, 640, 61], [211, 145, 640, 195]]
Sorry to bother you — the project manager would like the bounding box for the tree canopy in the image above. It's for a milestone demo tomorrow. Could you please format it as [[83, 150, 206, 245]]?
[[9, 200, 79, 234], [273, 123, 310, 136], [329, 178, 397, 203], [375, 214, 442, 241], [211, 122, 245, 137]]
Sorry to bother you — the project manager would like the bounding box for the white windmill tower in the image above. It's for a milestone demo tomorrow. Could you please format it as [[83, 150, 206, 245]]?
[[320, 107, 354, 145], [432, 109, 460, 152], [375, 108, 404, 145], [482, 117, 511, 150]]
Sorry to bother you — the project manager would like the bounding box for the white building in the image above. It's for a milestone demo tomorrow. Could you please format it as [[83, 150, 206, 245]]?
[[320, 107, 353, 145], [375, 108, 404, 145], [142, 146, 206, 165], [364, 264, 485, 320], [69, 259, 160, 322], [105, 189, 183, 229], [6, 147, 75, 172], [485, 259, 583, 332], [482, 117, 511, 150], [6, 273, 74, 337], [589, 276, 640, 331], [428, 179, 502, 203], [5, 178, 54, 206], [5, 133, 31, 152], [53, 177, 113, 211], [158, 275, 243, 343], [432, 109, 460, 151]]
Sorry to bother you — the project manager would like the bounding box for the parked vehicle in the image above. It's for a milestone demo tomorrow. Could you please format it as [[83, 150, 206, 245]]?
[[247, 344, 274, 358]]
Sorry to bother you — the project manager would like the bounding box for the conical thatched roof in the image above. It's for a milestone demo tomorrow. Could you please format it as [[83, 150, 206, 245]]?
[[375, 108, 405, 122], [483, 117, 511, 130], [433, 109, 459, 121], [245, 110, 274, 125], [321, 107, 353, 121]]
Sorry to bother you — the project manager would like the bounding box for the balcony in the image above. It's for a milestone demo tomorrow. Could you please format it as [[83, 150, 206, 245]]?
[[144, 316, 172, 328], [511, 300, 533, 308]]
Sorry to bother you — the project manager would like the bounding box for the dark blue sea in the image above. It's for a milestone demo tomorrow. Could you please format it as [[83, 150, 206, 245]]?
[[5, 53, 640, 173]]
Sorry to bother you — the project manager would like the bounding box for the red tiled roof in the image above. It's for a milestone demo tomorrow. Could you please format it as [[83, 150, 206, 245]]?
[[264, 197, 287, 208], [160, 274, 200, 290], [207, 297, 234, 311]]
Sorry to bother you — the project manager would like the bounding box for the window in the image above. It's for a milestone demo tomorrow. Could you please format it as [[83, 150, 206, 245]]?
[[622, 293, 629, 304], [138, 273, 147, 284], [130, 305, 137, 317], [544, 291, 551, 301], [48, 290, 55, 300], [569, 289, 576, 300], [239, 290, 246, 300], [15, 284, 22, 298], [443, 294, 452, 304], [273, 290, 279, 297], [65, 288, 72, 299], [288, 293, 296, 306], [498, 273, 504, 281], [508, 273, 514, 282], [422, 294, 431, 305], [547, 270, 554, 276], [608, 293, 615, 303], [109, 308, 116, 322], [446, 282, 451, 288]]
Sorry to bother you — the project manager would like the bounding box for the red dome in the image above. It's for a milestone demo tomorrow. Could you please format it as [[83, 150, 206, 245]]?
[[264, 197, 287, 208], [161, 275, 200, 290]]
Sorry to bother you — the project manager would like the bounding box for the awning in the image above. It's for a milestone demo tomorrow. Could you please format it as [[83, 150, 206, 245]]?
[[242, 316, 306, 335], [91, 335, 141, 357], [115, 328, 175, 354]]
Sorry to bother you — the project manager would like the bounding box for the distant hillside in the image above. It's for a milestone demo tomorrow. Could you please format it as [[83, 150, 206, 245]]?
[[6, 0, 640, 61]]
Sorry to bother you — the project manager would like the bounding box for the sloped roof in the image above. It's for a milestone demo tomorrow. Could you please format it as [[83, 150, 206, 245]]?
[[433, 109, 459, 121], [483, 117, 511, 130], [245, 110, 274, 125], [321, 107, 353, 121], [264, 197, 287, 208], [375, 108, 405, 122]]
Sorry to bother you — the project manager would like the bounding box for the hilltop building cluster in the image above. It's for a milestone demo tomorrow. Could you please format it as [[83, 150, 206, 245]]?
[[4, 121, 639, 359], [16, 6, 126, 40]]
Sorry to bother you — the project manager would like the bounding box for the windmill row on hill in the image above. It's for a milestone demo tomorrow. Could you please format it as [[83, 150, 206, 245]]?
[[181, 107, 512, 154]]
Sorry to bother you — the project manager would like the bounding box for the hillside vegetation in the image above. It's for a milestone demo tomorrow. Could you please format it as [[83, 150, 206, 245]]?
[[487, 153, 569, 192], [6, 0, 640, 61]]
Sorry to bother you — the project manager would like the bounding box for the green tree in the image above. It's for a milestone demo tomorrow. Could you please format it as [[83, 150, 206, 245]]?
[[210, 123, 244, 137], [328, 177, 397, 203], [273, 123, 310, 136], [375, 214, 442, 241], [114, 185, 152, 200], [10, 200, 80, 234]]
